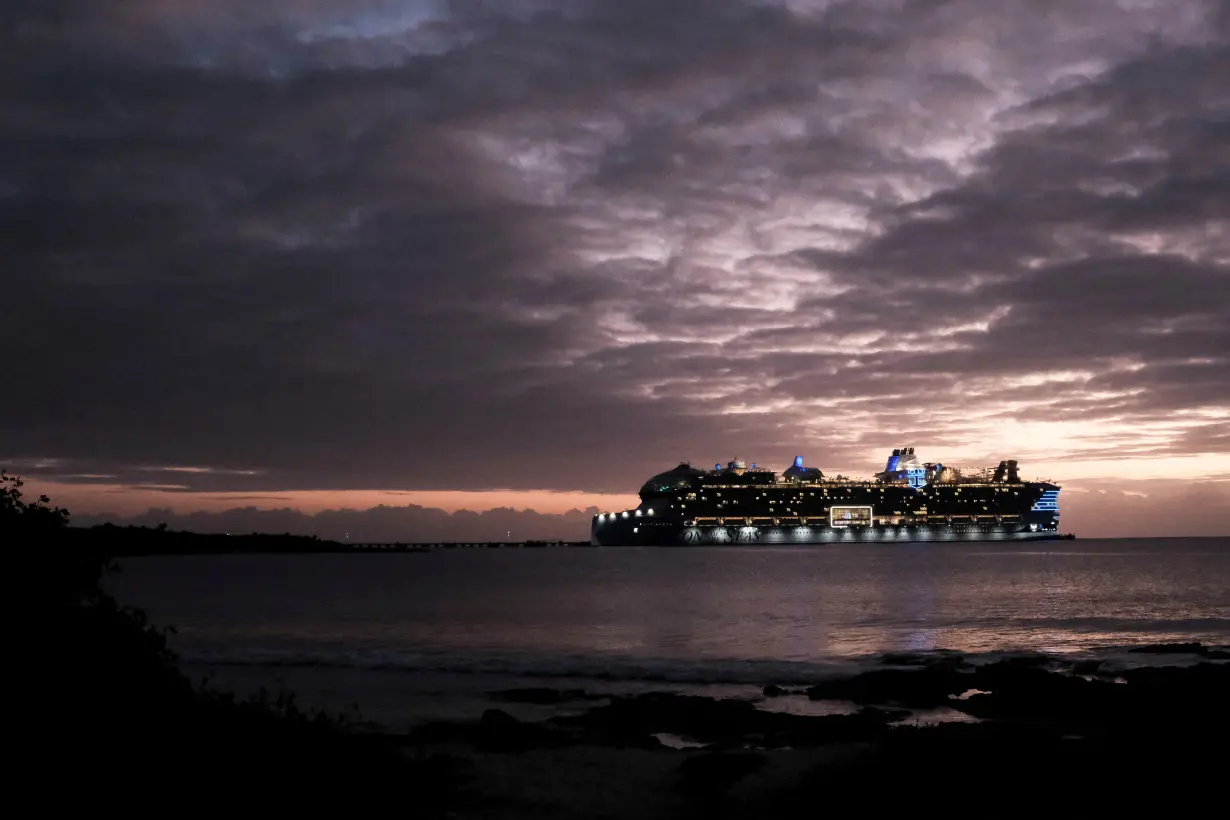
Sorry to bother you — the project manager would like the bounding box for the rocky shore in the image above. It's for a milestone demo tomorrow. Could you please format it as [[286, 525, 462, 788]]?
[[384, 644, 1229, 817]]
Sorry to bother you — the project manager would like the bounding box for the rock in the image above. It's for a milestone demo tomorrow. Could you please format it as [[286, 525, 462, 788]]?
[[624, 733, 669, 750], [558, 693, 759, 746], [1127, 642, 1209, 656], [489, 687, 590, 704], [677, 751, 766, 796], [762, 684, 788, 697], [984, 653, 1052, 669], [880, 649, 967, 668], [951, 680, 1112, 723], [476, 709, 573, 752], [953, 661, 1177, 724], [554, 691, 896, 748], [972, 658, 1054, 687], [805, 668, 969, 708], [407, 709, 575, 752], [880, 651, 931, 666], [480, 708, 518, 727], [774, 709, 899, 747], [859, 705, 911, 723], [1071, 659, 1105, 676], [1118, 662, 1230, 692], [405, 721, 472, 745]]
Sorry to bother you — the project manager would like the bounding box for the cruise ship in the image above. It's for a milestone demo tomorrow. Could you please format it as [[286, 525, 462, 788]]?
[[591, 448, 1068, 546]]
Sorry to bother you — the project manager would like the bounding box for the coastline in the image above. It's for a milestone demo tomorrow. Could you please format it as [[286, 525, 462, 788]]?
[[349, 644, 1230, 816], [179, 642, 1229, 731]]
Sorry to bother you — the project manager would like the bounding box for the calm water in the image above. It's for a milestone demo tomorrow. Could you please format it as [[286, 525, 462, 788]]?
[[110, 538, 1230, 727]]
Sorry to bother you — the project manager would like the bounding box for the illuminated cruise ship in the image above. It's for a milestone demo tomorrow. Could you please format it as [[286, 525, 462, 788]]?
[[591, 448, 1068, 546]]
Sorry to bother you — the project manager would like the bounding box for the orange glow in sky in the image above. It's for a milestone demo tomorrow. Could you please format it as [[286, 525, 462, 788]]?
[[27, 480, 638, 518]]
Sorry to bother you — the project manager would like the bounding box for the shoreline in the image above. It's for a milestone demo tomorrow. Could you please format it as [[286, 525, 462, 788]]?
[[182, 639, 1230, 732], [342, 643, 1230, 816]]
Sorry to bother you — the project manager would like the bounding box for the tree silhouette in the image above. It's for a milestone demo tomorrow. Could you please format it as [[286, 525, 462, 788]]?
[[9, 470, 194, 753], [1, 470, 68, 523], [6, 470, 120, 608]]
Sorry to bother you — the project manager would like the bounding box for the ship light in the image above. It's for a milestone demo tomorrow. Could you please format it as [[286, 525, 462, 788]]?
[[621, 511, 629, 518], [648, 509, 654, 515], [635, 510, 642, 517], [633, 527, 638, 533]]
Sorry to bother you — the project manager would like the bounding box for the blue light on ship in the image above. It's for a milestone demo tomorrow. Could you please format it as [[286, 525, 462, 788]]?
[[1032, 490, 1060, 511]]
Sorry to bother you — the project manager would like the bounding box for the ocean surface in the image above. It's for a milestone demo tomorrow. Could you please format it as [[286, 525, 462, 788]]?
[[108, 538, 1230, 729]]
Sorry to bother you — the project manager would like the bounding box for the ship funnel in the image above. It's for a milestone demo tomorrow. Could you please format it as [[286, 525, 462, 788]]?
[[793, 455, 804, 468]]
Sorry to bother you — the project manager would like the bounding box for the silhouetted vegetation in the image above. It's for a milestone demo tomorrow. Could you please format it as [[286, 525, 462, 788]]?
[[8, 473, 458, 812]]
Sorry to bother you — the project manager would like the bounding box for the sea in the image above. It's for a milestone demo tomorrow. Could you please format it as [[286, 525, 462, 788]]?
[[108, 538, 1230, 730]]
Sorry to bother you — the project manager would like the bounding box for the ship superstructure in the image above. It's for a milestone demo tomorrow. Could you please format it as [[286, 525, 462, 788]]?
[[591, 448, 1066, 546]]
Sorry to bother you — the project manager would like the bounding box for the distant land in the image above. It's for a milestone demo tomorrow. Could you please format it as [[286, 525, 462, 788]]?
[[67, 524, 585, 555]]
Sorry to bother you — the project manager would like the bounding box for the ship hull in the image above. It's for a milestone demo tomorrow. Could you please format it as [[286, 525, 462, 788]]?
[[591, 518, 1069, 546]]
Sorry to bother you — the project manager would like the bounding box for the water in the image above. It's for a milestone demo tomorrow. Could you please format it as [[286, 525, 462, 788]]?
[[108, 538, 1230, 728]]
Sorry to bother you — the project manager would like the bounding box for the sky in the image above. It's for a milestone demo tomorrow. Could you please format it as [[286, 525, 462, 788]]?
[[3, 0, 1229, 540]]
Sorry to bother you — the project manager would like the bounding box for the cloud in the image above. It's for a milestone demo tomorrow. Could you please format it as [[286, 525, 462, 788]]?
[[1061, 477, 1230, 538], [2, 1, 1228, 532]]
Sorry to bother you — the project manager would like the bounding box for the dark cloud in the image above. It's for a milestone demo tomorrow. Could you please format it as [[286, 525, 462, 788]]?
[[3, 1, 1228, 519]]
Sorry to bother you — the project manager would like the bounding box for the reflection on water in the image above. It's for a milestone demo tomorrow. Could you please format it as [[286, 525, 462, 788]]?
[[110, 539, 1230, 675]]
